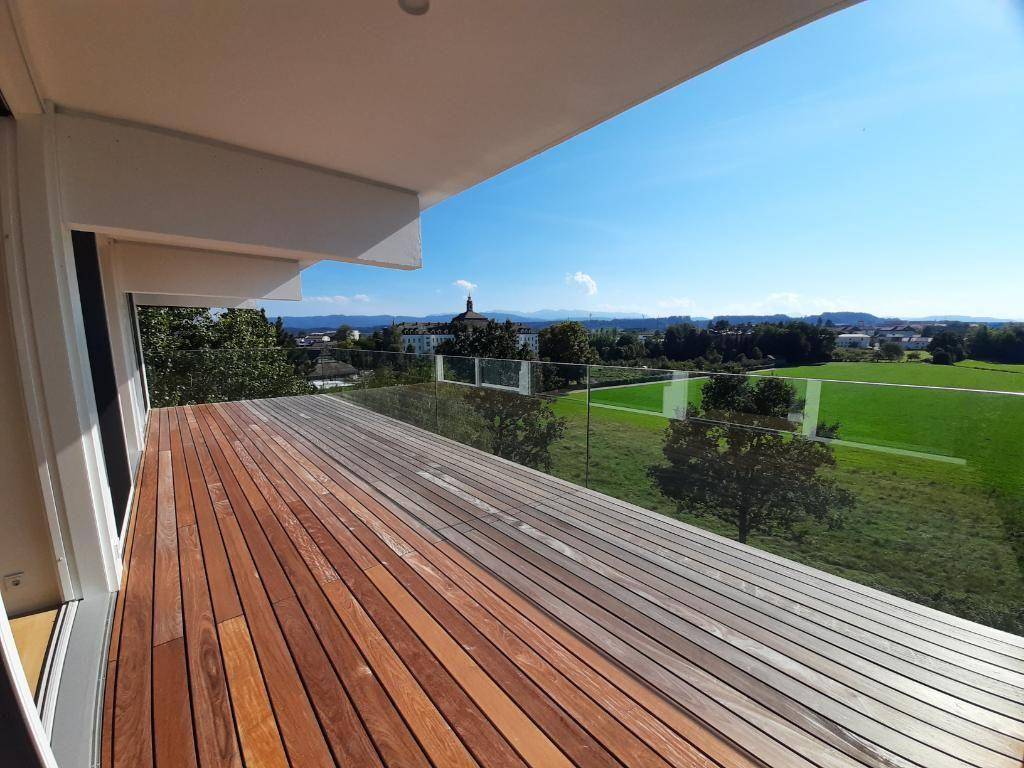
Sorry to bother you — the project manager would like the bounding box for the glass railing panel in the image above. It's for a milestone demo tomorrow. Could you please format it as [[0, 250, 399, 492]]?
[[805, 380, 1024, 632], [585, 363, 1024, 634], [145, 348, 320, 406], [433, 358, 588, 484], [329, 349, 437, 431]]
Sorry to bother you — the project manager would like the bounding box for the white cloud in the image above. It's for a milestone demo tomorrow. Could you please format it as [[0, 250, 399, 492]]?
[[305, 295, 352, 304], [453, 279, 477, 292], [303, 293, 371, 305], [566, 271, 598, 296]]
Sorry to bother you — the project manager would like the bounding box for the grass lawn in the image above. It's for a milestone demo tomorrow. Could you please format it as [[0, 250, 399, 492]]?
[[766, 360, 1024, 392], [956, 359, 1024, 375]]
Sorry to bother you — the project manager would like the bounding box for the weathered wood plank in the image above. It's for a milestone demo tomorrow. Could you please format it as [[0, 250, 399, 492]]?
[[153, 637, 198, 768], [218, 616, 288, 768]]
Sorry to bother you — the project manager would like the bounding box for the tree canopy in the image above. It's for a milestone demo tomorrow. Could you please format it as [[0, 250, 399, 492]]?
[[650, 376, 853, 543], [436, 320, 534, 360], [538, 321, 598, 364], [138, 306, 314, 406]]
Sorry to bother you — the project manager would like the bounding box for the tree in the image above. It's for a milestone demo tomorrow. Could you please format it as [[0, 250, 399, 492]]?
[[461, 387, 566, 471], [968, 324, 1024, 364], [928, 330, 966, 364], [879, 342, 904, 361], [334, 324, 354, 347], [649, 376, 853, 543], [138, 307, 314, 407], [437, 320, 531, 360], [538, 321, 597, 364]]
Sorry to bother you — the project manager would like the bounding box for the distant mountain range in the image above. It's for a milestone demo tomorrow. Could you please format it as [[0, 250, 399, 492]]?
[[278, 310, 1019, 333]]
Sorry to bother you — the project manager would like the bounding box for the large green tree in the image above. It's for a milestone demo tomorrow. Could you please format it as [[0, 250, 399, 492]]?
[[649, 376, 853, 543], [437, 320, 533, 360], [459, 387, 566, 471], [538, 321, 597, 364], [138, 307, 314, 406]]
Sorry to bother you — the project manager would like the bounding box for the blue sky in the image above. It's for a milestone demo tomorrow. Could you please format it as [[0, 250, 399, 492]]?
[[262, 0, 1024, 320]]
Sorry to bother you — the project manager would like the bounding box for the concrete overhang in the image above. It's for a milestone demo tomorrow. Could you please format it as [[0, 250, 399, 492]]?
[[3, 0, 856, 210]]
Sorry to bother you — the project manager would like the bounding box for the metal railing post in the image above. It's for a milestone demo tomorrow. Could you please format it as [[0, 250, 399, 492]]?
[[585, 364, 591, 489]]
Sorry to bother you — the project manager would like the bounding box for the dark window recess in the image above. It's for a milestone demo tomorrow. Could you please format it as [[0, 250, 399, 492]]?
[[72, 231, 132, 528], [0, 661, 44, 768]]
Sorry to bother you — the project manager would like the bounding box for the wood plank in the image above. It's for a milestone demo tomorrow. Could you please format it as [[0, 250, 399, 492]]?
[[224, 406, 525, 768], [367, 563, 575, 768], [206, 404, 433, 768], [212, 402, 448, 768], [153, 637, 198, 768], [192, 405, 294, 605], [169, 408, 196, 528], [218, 616, 288, 768], [217, 512, 334, 767], [178, 524, 242, 768], [153, 448, 183, 646], [108, 397, 1024, 768], [272, 596, 384, 767], [108, 412, 155, 663], [180, 406, 243, 624], [251, 399, 733, 765], [263, 399, 824, 767], [322, 579, 481, 768]]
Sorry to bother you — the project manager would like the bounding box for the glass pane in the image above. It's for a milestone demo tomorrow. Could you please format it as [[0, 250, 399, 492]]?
[[331, 349, 437, 431], [586, 362, 1024, 633], [434, 358, 587, 484]]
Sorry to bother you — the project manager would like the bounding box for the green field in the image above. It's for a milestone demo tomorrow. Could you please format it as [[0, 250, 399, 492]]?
[[554, 360, 1024, 633]]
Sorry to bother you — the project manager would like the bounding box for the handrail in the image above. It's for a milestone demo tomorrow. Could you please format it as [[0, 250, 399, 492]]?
[[166, 347, 1024, 397]]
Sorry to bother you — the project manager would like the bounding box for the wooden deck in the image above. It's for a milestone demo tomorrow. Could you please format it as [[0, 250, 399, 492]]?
[[103, 394, 1024, 768]]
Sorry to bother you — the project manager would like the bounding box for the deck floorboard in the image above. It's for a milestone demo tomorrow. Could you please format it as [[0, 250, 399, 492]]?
[[103, 395, 1024, 768]]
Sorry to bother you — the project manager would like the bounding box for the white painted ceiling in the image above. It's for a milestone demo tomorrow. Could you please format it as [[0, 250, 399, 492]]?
[[10, 0, 852, 207]]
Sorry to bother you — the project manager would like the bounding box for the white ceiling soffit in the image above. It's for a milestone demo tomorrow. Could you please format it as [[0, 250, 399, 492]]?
[[8, 0, 855, 209], [110, 241, 302, 302]]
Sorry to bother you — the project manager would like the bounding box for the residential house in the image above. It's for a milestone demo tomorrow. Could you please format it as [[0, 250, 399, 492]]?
[[836, 333, 873, 349]]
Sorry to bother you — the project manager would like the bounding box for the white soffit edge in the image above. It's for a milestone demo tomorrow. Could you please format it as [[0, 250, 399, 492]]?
[[10, 0, 858, 208], [110, 241, 302, 302], [53, 111, 422, 270]]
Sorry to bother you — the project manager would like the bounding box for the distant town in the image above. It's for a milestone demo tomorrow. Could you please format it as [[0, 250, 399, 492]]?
[[286, 304, 1016, 363]]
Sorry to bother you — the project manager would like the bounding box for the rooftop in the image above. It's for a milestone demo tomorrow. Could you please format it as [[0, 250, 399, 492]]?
[[104, 394, 1024, 768]]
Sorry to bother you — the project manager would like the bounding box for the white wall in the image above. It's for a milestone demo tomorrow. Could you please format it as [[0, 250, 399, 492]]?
[[0, 254, 61, 615]]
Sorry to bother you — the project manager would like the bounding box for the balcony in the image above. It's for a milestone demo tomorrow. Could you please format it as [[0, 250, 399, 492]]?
[[104, 371, 1024, 766]]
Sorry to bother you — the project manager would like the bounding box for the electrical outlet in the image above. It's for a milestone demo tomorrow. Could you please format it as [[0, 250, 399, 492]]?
[[3, 572, 25, 590]]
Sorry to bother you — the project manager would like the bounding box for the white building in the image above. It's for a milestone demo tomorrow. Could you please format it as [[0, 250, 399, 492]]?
[[903, 336, 932, 350], [399, 296, 540, 356], [836, 333, 873, 349]]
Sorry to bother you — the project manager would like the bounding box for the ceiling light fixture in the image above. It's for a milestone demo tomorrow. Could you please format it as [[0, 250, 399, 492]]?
[[398, 0, 430, 16]]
